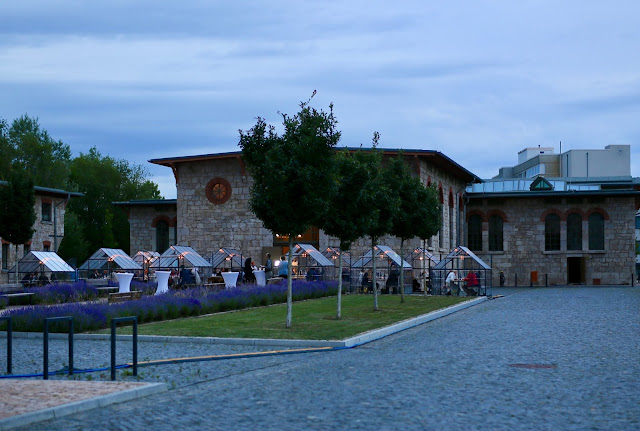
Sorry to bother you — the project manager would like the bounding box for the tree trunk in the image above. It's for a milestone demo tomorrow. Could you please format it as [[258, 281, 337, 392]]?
[[336, 246, 343, 319], [372, 238, 378, 311], [15, 244, 19, 284], [422, 239, 428, 297], [286, 236, 294, 328], [399, 238, 405, 303]]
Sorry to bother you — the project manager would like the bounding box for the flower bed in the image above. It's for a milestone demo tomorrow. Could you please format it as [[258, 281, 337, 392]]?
[[0, 280, 338, 333]]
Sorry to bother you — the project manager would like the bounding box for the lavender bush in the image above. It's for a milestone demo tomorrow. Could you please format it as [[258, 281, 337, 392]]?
[[0, 280, 338, 333]]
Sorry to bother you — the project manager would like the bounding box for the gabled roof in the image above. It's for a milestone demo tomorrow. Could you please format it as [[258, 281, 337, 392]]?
[[210, 248, 244, 268], [432, 246, 491, 270], [291, 244, 334, 267], [152, 245, 210, 268], [352, 245, 413, 269], [80, 248, 142, 271], [322, 246, 352, 267], [11, 251, 75, 274]]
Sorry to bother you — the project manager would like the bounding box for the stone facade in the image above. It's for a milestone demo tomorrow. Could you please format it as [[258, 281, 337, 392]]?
[[1, 191, 72, 283], [466, 195, 637, 286], [119, 201, 177, 254]]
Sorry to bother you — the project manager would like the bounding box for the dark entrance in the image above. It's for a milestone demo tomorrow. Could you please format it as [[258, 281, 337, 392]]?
[[567, 257, 584, 284]]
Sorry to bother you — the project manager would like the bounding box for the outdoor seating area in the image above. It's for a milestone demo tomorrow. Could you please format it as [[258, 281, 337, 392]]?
[[430, 246, 492, 297]]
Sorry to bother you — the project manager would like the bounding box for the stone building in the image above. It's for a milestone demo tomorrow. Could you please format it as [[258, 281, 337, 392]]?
[[113, 199, 177, 254], [0, 182, 82, 283], [121, 149, 479, 265]]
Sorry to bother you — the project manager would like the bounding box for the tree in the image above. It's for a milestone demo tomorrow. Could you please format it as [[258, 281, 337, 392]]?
[[386, 153, 442, 302], [1, 115, 71, 188], [321, 148, 381, 319], [239, 96, 340, 328], [56, 211, 90, 264], [67, 147, 161, 261], [358, 135, 401, 311], [0, 170, 36, 282]]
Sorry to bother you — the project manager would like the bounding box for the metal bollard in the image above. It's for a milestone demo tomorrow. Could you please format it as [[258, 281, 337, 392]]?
[[110, 317, 138, 381], [0, 316, 12, 375], [43, 316, 74, 380]]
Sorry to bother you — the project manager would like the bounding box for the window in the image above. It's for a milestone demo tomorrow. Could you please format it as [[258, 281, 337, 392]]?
[[488, 215, 504, 251], [449, 206, 454, 248], [567, 213, 582, 250], [589, 213, 605, 250], [467, 215, 482, 251], [273, 227, 319, 247], [43, 244, 50, 252], [42, 202, 52, 222], [545, 214, 561, 251], [2, 244, 8, 270], [156, 220, 170, 252]]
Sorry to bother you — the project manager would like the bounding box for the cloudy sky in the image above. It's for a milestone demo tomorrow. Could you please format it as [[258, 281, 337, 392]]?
[[1, 1, 639, 198]]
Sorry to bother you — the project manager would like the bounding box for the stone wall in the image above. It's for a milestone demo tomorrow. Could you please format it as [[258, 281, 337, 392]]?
[[1, 194, 66, 283], [466, 195, 636, 286], [126, 205, 177, 254]]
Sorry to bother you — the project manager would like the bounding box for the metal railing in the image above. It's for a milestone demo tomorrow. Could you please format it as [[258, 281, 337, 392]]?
[[43, 316, 74, 380], [0, 316, 11, 374], [111, 316, 138, 381]]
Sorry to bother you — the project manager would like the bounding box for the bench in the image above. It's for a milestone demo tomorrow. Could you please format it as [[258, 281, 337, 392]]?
[[108, 291, 142, 303], [1, 292, 35, 305], [0, 283, 23, 294], [267, 277, 284, 285], [96, 286, 119, 296]]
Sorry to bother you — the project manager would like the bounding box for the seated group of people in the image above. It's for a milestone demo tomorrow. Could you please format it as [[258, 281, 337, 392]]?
[[21, 271, 51, 285], [445, 270, 479, 296]]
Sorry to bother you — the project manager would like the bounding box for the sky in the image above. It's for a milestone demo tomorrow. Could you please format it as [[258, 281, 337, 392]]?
[[1, 1, 639, 199]]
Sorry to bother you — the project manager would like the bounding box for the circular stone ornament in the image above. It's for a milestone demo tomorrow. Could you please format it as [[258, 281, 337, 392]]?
[[205, 177, 232, 205]]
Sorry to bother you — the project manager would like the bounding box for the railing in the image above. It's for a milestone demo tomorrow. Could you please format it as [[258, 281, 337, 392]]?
[[43, 316, 74, 380], [0, 316, 11, 374], [111, 316, 138, 381]]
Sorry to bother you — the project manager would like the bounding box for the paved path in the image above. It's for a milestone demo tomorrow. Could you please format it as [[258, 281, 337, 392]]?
[[11, 288, 640, 430]]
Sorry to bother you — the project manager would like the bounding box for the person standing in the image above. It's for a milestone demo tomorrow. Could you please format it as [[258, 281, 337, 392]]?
[[264, 253, 273, 279], [278, 255, 289, 279]]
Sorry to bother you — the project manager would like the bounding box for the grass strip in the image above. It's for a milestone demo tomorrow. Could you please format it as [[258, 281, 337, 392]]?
[[113, 295, 471, 340]]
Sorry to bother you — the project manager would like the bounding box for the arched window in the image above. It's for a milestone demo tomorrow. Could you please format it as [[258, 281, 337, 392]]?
[[545, 214, 561, 251], [156, 220, 169, 252], [588, 213, 605, 250], [488, 215, 503, 251], [567, 213, 582, 250], [467, 214, 482, 251]]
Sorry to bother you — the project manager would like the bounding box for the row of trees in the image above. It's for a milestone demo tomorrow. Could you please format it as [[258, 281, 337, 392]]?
[[239, 95, 442, 327], [0, 115, 161, 265]]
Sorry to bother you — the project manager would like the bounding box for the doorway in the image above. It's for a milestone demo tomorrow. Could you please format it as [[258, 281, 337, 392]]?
[[567, 257, 585, 284]]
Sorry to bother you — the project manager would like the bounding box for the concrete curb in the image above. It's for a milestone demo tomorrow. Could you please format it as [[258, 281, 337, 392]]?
[[1, 297, 489, 349], [0, 382, 167, 431], [341, 297, 488, 347]]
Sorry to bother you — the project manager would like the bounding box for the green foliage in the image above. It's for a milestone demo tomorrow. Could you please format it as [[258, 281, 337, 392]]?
[[322, 147, 382, 251], [67, 147, 161, 260], [239, 98, 340, 237], [0, 169, 36, 245], [0, 115, 71, 188], [387, 153, 442, 241], [56, 211, 90, 262]]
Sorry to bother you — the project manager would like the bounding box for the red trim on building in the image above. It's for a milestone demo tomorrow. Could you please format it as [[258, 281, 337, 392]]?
[[151, 215, 172, 228], [487, 209, 508, 222], [540, 209, 563, 222], [586, 208, 610, 221], [466, 210, 485, 222], [565, 208, 586, 220], [41, 198, 52, 204], [43, 241, 51, 247], [438, 183, 444, 204]]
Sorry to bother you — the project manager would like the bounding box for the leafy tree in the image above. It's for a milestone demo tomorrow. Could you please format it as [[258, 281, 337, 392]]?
[[0, 170, 36, 282], [67, 147, 161, 261], [56, 211, 90, 264], [387, 153, 442, 302], [0, 119, 13, 175], [322, 147, 382, 319], [239, 96, 340, 328], [1, 115, 71, 188], [358, 134, 401, 311]]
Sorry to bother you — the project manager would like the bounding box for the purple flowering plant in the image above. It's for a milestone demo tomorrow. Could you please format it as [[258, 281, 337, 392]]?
[[1, 280, 338, 333]]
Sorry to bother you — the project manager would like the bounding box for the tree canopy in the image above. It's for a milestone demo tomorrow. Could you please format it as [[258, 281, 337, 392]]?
[[239, 96, 340, 327]]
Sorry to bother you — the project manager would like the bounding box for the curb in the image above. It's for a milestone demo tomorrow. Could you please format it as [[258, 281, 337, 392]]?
[[1, 297, 489, 349], [0, 382, 167, 431]]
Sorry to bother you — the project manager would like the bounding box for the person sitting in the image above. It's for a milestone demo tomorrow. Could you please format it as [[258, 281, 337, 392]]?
[[306, 267, 317, 282], [463, 271, 479, 296], [445, 270, 457, 295], [38, 272, 50, 286], [385, 265, 399, 294], [243, 258, 256, 283], [179, 265, 194, 286]]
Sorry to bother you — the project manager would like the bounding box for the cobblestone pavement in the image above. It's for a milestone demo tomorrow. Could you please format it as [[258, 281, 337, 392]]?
[[8, 287, 640, 430]]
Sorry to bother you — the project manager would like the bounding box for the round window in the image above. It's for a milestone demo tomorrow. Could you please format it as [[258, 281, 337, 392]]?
[[205, 178, 232, 205]]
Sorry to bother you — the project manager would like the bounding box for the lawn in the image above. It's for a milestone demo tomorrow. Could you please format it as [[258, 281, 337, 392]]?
[[114, 294, 472, 340]]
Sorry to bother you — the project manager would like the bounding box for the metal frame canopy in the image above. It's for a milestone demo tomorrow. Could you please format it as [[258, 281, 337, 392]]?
[[152, 245, 211, 269], [405, 247, 439, 266], [291, 244, 334, 267], [430, 246, 492, 296], [210, 248, 244, 269], [132, 251, 160, 266], [322, 246, 352, 267], [80, 248, 142, 271], [432, 246, 491, 271], [352, 245, 412, 269], [12, 251, 75, 275]]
